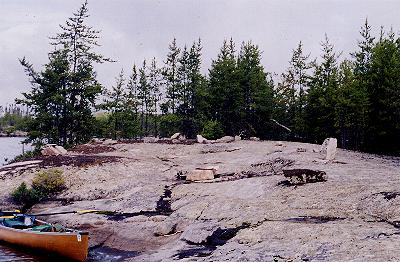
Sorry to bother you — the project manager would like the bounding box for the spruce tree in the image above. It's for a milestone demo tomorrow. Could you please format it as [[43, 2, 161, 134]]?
[[306, 35, 340, 143], [207, 39, 241, 135], [237, 41, 274, 138]]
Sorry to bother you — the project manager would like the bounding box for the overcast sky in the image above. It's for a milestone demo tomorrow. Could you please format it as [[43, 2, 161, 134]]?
[[1, 0, 400, 106]]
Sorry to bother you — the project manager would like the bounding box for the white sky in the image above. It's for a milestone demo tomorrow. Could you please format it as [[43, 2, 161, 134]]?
[[1, 0, 400, 105]]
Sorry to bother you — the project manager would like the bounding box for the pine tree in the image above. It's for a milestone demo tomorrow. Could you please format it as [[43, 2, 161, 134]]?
[[137, 60, 151, 135], [275, 41, 312, 139], [306, 35, 340, 143], [18, 49, 70, 146], [102, 69, 126, 139], [207, 38, 241, 135], [18, 1, 111, 146], [148, 57, 162, 135], [366, 31, 400, 153], [236, 41, 274, 138], [175, 39, 205, 138], [162, 38, 181, 114]]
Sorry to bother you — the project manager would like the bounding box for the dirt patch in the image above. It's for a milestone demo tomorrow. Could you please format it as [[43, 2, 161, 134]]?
[[35, 155, 122, 168], [69, 144, 116, 154]]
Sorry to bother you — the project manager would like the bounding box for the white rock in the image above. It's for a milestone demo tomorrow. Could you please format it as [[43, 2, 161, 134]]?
[[320, 138, 337, 160], [41, 146, 60, 156], [186, 168, 216, 181], [54, 145, 68, 155], [103, 139, 118, 145], [250, 137, 260, 141], [196, 135, 207, 144], [234, 135, 242, 141], [143, 137, 159, 143], [171, 133, 181, 139]]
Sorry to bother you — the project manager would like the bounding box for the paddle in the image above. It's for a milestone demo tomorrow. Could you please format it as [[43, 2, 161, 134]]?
[[0, 210, 21, 219], [0, 209, 111, 219], [32, 209, 118, 217]]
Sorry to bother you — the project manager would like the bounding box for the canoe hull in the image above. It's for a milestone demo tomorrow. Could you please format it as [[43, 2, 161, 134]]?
[[0, 224, 88, 261]]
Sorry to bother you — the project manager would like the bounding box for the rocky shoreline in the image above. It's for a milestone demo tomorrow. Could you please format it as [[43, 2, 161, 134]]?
[[0, 140, 400, 261]]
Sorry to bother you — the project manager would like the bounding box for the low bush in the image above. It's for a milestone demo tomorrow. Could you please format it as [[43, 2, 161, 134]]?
[[11, 182, 40, 209], [201, 120, 224, 140], [31, 169, 66, 196], [11, 169, 66, 211]]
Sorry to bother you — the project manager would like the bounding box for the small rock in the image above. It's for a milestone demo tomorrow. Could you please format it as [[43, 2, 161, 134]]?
[[249, 137, 260, 141], [216, 136, 235, 143], [171, 133, 181, 139], [186, 168, 216, 181], [196, 135, 207, 144], [275, 141, 284, 146], [296, 147, 306, 152], [143, 137, 159, 143], [234, 135, 242, 141]]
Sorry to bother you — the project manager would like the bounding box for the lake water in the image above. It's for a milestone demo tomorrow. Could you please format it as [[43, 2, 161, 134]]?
[[0, 137, 38, 261], [0, 137, 32, 166]]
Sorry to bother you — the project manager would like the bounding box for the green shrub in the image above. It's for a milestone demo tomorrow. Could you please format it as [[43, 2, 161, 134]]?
[[201, 120, 224, 140], [159, 114, 181, 138], [9, 149, 40, 164], [31, 169, 66, 196], [11, 182, 40, 210]]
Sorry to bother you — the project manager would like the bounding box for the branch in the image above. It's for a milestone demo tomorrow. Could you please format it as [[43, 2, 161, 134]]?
[[271, 119, 292, 132]]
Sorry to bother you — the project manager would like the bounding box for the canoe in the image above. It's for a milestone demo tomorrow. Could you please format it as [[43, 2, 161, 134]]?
[[0, 214, 89, 261]]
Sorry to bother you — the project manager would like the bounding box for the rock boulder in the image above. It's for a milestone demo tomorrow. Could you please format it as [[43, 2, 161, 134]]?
[[186, 168, 216, 181], [320, 138, 337, 160]]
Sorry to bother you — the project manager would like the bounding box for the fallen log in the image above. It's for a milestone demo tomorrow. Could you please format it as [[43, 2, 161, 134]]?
[[282, 169, 327, 185]]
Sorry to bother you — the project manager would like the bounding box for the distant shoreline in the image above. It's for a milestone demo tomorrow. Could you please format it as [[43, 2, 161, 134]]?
[[0, 132, 28, 138]]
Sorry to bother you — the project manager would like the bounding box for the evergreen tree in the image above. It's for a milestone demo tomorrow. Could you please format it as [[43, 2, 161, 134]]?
[[148, 57, 162, 135], [237, 41, 274, 138], [207, 39, 242, 135], [19, 49, 70, 146], [101, 69, 126, 139], [137, 60, 151, 135], [18, 1, 111, 146], [367, 31, 400, 153], [274, 41, 311, 139], [306, 35, 340, 143], [162, 38, 181, 114], [176, 39, 205, 138]]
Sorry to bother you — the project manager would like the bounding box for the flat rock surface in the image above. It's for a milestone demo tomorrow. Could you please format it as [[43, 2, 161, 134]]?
[[1, 140, 400, 261]]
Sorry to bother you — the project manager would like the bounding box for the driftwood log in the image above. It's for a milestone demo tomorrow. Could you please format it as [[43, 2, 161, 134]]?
[[282, 169, 327, 185]]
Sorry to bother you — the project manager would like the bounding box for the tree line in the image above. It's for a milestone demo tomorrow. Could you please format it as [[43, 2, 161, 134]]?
[[18, 2, 399, 155], [0, 104, 30, 134]]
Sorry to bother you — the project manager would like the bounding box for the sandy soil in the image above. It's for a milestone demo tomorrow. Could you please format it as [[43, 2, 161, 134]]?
[[1, 140, 399, 261]]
